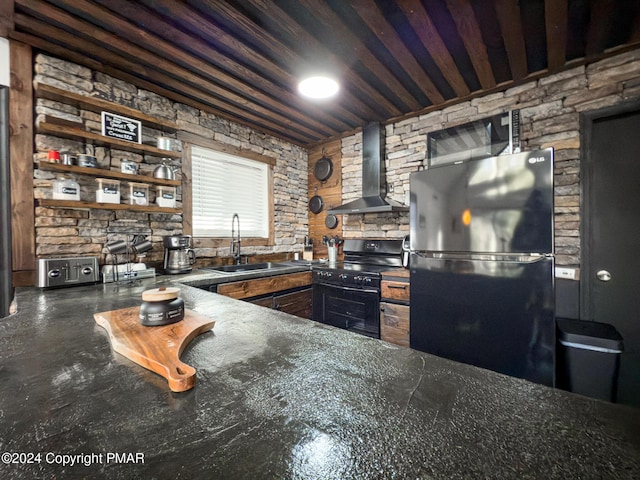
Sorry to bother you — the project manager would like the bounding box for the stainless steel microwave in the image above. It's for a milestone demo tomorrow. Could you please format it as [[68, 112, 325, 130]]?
[[427, 110, 520, 167]]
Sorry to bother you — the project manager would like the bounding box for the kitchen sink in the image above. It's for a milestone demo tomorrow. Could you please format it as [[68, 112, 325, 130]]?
[[205, 262, 291, 273]]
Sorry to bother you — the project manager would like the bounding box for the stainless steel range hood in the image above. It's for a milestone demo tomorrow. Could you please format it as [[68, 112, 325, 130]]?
[[327, 122, 409, 214]]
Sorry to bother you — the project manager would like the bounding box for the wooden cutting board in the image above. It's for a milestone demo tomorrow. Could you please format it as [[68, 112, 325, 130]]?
[[94, 307, 215, 392]]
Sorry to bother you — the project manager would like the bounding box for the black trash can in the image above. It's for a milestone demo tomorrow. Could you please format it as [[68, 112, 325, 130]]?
[[556, 318, 624, 402]]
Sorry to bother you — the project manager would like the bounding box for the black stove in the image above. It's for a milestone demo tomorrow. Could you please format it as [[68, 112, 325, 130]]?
[[311, 239, 404, 338], [312, 262, 394, 289], [313, 239, 403, 285]]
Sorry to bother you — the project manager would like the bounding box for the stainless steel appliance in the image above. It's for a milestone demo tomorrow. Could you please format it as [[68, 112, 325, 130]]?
[[409, 148, 555, 386], [0, 85, 12, 316], [37, 256, 99, 288], [163, 235, 196, 274], [327, 122, 408, 214], [312, 238, 403, 338], [427, 110, 521, 167]]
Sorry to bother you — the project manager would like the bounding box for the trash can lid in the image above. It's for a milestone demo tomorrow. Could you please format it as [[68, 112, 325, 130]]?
[[557, 318, 624, 351]]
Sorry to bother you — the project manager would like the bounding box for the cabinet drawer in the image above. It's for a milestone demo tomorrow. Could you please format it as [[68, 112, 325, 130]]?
[[380, 302, 410, 347], [381, 280, 410, 302], [218, 271, 312, 300]]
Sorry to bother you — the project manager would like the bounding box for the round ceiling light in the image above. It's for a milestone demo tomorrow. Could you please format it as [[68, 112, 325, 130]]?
[[298, 76, 339, 99]]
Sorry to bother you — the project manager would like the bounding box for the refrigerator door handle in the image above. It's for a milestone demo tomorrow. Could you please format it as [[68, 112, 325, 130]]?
[[412, 251, 553, 263]]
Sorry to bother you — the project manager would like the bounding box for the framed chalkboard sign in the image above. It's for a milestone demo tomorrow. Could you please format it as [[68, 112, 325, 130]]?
[[101, 112, 142, 144]]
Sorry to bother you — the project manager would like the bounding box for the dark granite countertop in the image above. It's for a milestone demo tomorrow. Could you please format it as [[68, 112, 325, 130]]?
[[1, 279, 639, 479], [177, 261, 313, 289]]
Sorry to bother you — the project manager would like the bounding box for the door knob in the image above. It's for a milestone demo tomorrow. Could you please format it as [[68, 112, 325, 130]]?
[[596, 270, 612, 282]]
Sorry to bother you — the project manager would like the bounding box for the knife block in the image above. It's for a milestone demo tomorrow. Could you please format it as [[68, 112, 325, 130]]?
[[303, 246, 313, 261]]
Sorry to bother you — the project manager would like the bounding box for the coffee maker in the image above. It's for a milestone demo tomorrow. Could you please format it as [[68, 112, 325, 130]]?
[[163, 235, 196, 274]]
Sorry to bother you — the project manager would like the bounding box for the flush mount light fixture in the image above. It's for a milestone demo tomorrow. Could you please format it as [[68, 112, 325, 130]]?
[[298, 76, 339, 99]]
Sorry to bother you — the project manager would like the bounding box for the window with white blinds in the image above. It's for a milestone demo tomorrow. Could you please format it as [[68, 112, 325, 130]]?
[[191, 146, 269, 238]]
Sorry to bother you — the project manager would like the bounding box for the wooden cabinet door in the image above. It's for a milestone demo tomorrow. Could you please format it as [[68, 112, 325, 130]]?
[[380, 302, 410, 347], [274, 288, 312, 319]]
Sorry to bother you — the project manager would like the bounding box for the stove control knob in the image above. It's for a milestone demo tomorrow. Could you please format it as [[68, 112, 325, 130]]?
[[338, 274, 347, 280], [354, 276, 362, 284], [48, 269, 61, 278], [363, 277, 372, 285]]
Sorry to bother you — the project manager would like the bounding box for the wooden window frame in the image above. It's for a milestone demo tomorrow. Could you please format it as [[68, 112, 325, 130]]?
[[180, 133, 275, 248]]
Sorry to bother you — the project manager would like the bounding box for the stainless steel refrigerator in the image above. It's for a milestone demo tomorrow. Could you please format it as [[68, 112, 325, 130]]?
[[409, 149, 555, 386]]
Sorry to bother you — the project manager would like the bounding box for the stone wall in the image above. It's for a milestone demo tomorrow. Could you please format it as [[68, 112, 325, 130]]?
[[33, 54, 308, 267], [340, 48, 640, 267]]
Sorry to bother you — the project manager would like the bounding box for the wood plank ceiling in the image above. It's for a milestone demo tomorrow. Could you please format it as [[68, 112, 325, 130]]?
[[7, 0, 640, 147]]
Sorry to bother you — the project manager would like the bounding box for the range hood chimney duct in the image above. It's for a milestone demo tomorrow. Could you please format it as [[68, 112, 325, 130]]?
[[327, 122, 409, 214]]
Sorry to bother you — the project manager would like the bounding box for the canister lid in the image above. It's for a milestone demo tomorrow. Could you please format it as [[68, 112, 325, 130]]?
[[96, 178, 120, 185], [142, 286, 180, 302]]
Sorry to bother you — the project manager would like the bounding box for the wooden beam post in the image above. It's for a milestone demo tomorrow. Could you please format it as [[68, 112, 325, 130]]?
[[10, 40, 35, 286]]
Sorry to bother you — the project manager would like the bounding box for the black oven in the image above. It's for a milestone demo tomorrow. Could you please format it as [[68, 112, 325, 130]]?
[[311, 238, 403, 339], [312, 281, 380, 338]]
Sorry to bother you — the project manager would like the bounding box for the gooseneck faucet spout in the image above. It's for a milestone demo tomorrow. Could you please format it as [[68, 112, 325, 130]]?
[[231, 214, 241, 264]]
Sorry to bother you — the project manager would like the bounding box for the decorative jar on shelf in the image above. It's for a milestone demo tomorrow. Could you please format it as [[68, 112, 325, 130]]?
[[52, 176, 80, 201]]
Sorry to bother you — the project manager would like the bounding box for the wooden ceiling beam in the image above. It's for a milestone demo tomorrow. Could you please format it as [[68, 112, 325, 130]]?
[[122, 0, 367, 129], [493, 0, 529, 80], [397, 0, 470, 97], [241, 0, 400, 119], [8, 30, 104, 71], [632, 11, 640, 43], [11, 30, 314, 146], [0, 0, 13, 37], [445, 0, 497, 89], [349, 0, 445, 104], [15, 0, 326, 141], [585, 0, 616, 57], [545, 0, 568, 71], [12, 14, 320, 145], [27, 0, 340, 139], [295, 0, 423, 111]]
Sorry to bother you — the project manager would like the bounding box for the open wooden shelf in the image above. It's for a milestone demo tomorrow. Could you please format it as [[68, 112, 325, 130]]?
[[37, 199, 182, 214], [34, 83, 183, 216], [36, 122, 182, 159], [37, 161, 181, 187], [34, 82, 179, 132]]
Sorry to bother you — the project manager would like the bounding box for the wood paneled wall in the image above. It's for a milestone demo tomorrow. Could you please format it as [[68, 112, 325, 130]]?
[[9, 40, 35, 286], [307, 140, 342, 259]]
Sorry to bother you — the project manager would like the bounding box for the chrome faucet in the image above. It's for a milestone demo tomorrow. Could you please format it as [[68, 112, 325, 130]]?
[[231, 213, 241, 264]]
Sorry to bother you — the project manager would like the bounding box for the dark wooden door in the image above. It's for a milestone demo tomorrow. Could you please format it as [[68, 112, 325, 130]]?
[[584, 105, 640, 407], [274, 288, 312, 319]]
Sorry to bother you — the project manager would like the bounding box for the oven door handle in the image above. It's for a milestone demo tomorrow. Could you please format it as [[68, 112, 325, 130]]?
[[314, 282, 379, 295]]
